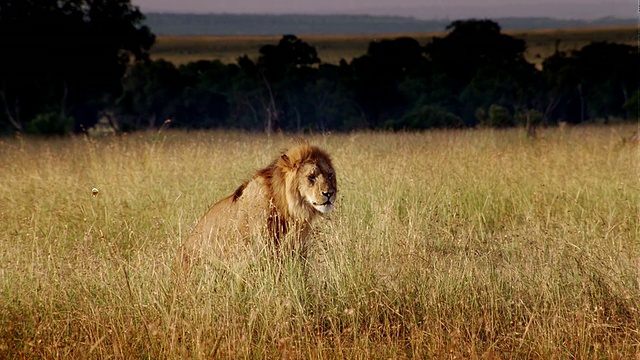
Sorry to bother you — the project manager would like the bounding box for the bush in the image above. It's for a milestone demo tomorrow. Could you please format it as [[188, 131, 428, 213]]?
[[480, 104, 513, 128], [514, 109, 543, 127], [26, 112, 74, 135], [387, 105, 463, 129], [475, 107, 487, 124], [623, 89, 640, 120]]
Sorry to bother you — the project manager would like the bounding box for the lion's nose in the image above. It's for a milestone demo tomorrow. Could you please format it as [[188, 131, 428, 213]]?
[[322, 191, 334, 199]]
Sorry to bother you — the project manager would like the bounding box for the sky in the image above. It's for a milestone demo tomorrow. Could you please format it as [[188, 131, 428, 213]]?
[[131, 0, 630, 19]]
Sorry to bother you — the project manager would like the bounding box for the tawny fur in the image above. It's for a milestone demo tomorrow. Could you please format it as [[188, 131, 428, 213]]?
[[177, 143, 337, 273]]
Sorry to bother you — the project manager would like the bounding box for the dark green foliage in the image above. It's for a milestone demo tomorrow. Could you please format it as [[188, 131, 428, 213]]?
[[0, 10, 635, 134], [484, 104, 513, 128], [258, 35, 320, 79], [387, 105, 463, 130], [117, 60, 183, 129], [425, 20, 544, 126], [117, 59, 233, 130], [426, 20, 526, 90], [0, 0, 154, 134], [177, 60, 234, 128], [303, 64, 360, 131], [573, 42, 636, 120], [229, 35, 349, 132], [514, 109, 544, 127], [345, 37, 431, 128], [542, 42, 637, 123], [26, 112, 74, 135], [622, 90, 640, 119]]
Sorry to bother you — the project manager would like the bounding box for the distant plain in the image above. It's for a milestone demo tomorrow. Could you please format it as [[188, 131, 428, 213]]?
[[150, 25, 636, 67]]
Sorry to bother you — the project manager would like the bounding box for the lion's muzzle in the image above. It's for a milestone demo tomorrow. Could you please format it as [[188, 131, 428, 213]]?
[[313, 191, 336, 214]]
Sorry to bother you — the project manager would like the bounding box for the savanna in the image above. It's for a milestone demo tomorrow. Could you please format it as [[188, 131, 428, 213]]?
[[0, 126, 638, 358]]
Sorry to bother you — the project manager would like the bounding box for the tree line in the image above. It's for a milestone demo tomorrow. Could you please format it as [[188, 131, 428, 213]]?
[[0, 1, 637, 135]]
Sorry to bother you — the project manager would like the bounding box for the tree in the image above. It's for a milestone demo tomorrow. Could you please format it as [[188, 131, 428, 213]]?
[[243, 35, 322, 133], [305, 64, 359, 131], [542, 42, 637, 123], [0, 0, 154, 133], [623, 89, 640, 119], [425, 20, 537, 125], [257, 34, 320, 81], [458, 60, 542, 126], [485, 104, 513, 128], [347, 37, 429, 128], [572, 42, 636, 120], [177, 60, 235, 128], [117, 60, 183, 130], [387, 104, 463, 130], [426, 20, 526, 91], [541, 50, 581, 123]]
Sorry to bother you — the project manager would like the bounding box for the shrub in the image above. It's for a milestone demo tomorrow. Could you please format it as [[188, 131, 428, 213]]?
[[481, 104, 513, 128], [26, 112, 74, 135], [514, 108, 543, 127], [387, 105, 463, 129]]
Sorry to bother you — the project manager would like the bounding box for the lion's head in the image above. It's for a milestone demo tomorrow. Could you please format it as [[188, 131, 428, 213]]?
[[277, 144, 337, 219]]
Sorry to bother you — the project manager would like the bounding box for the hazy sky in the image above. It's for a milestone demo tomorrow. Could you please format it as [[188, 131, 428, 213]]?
[[131, 0, 629, 19]]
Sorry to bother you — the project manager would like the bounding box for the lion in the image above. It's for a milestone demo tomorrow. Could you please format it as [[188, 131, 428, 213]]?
[[177, 142, 337, 273]]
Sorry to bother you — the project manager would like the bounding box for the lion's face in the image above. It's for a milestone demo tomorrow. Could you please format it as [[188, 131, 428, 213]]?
[[278, 144, 337, 218], [297, 159, 337, 215]]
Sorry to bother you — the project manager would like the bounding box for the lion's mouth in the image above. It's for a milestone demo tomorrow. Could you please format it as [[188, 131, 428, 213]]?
[[312, 200, 335, 213]]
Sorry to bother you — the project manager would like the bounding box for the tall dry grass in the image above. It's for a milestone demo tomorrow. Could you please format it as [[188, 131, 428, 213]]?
[[0, 126, 638, 358]]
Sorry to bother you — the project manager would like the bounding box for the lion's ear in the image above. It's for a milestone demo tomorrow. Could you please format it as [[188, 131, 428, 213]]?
[[279, 153, 301, 169], [278, 154, 293, 169]]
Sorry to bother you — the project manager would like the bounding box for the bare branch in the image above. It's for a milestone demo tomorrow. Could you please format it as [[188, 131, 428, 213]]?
[[0, 87, 23, 131]]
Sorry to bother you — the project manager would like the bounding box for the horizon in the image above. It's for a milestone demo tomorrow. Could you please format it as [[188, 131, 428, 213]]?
[[131, 0, 631, 20]]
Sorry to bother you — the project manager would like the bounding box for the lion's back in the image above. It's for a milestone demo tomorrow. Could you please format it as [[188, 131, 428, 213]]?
[[181, 176, 271, 261]]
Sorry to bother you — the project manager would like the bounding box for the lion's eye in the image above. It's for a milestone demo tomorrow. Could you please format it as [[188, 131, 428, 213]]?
[[308, 175, 316, 183], [328, 173, 334, 180]]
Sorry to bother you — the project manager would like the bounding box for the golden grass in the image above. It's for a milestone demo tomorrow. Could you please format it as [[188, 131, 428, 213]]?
[[151, 25, 637, 66], [0, 126, 639, 358]]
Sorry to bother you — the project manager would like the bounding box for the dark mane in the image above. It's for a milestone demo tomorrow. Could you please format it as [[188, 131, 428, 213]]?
[[232, 183, 246, 201]]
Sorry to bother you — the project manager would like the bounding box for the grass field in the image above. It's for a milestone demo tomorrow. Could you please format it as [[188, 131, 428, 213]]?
[[1, 126, 639, 358], [151, 25, 637, 67]]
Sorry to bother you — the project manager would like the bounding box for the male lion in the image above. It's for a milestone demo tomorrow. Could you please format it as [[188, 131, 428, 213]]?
[[178, 143, 337, 272]]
